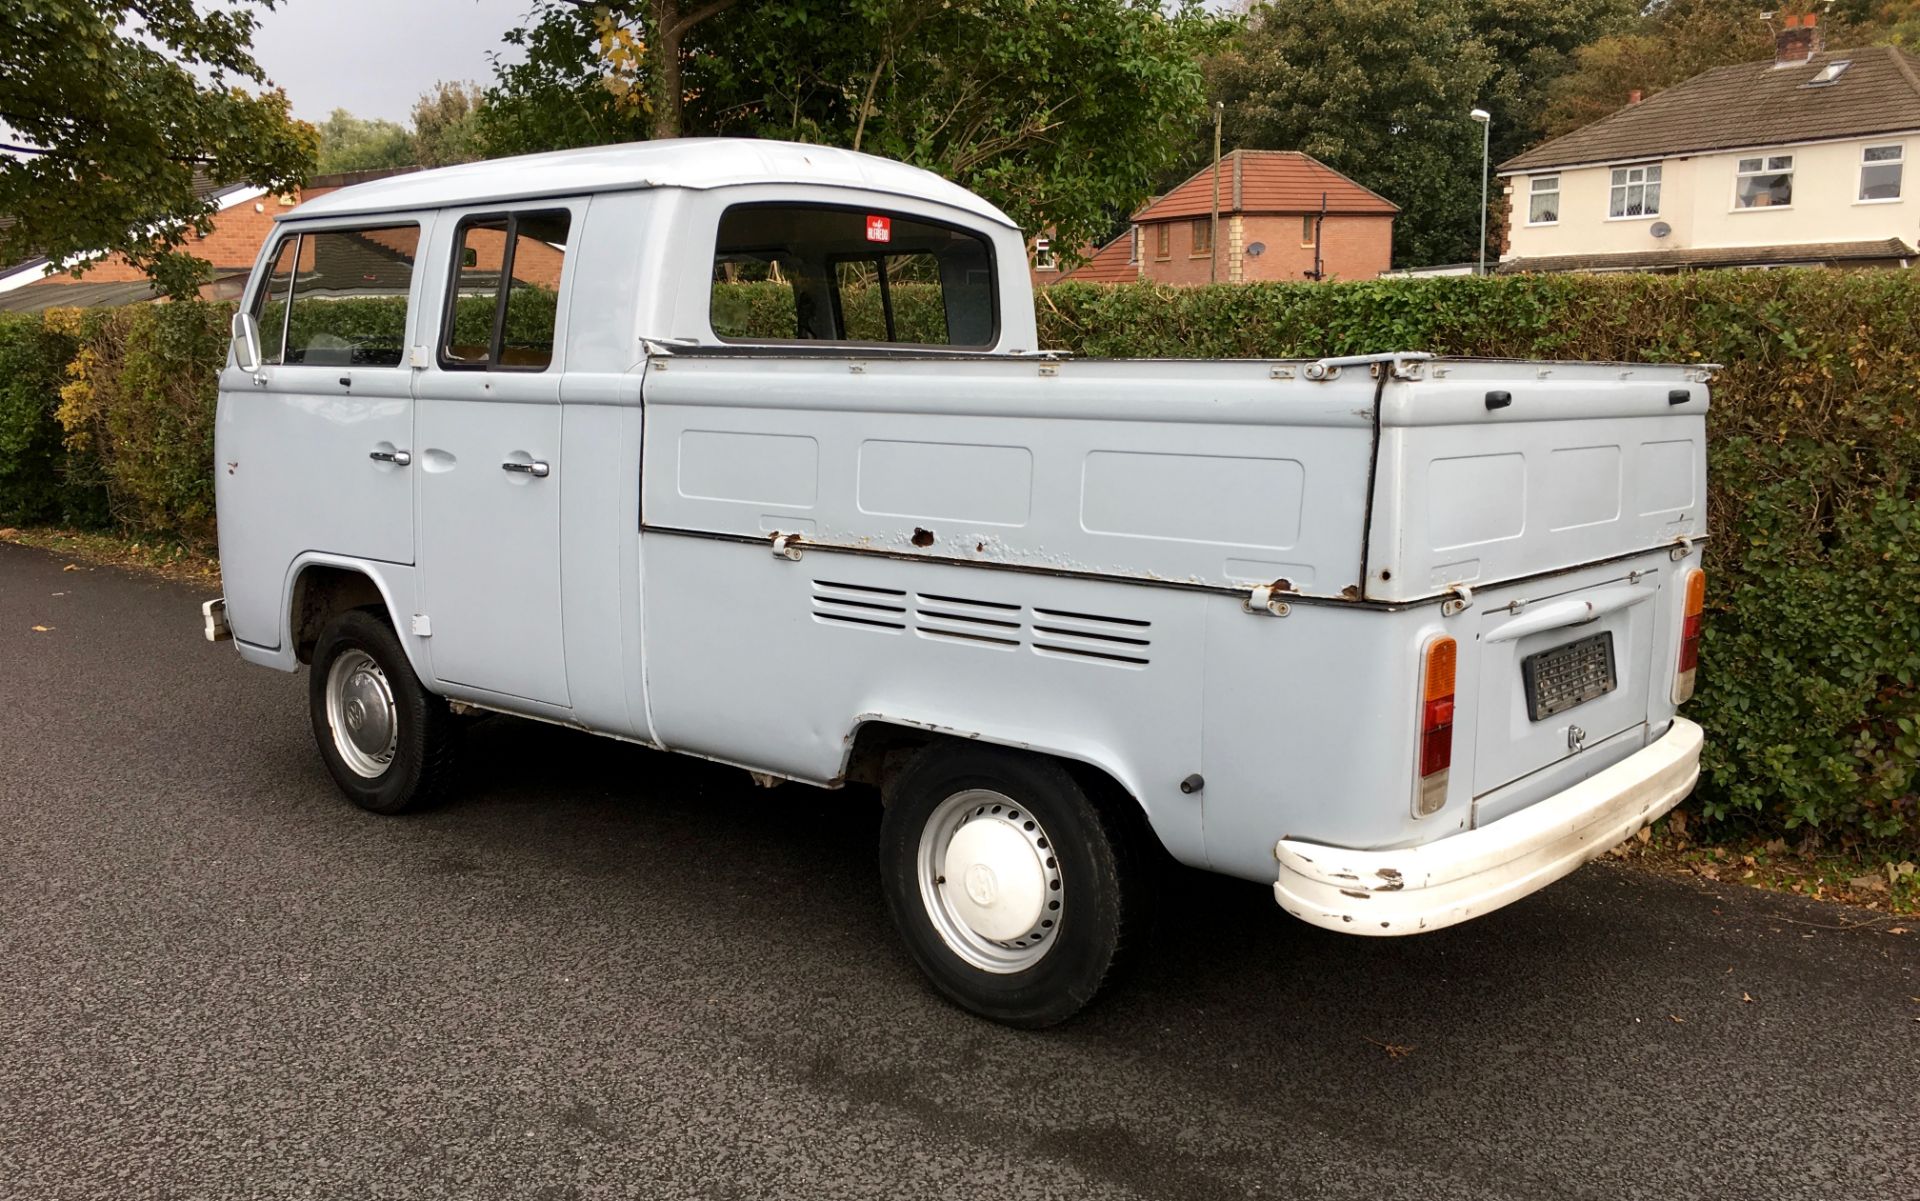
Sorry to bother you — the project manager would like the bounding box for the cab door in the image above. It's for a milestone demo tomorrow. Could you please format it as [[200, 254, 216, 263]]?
[[215, 221, 425, 648], [412, 204, 580, 707]]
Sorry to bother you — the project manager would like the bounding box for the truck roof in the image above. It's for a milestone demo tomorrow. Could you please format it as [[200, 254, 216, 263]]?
[[286, 138, 1017, 229]]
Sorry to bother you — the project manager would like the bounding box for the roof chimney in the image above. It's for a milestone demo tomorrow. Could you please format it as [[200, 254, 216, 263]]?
[[1775, 12, 1822, 66], [1628, 88, 1643, 105]]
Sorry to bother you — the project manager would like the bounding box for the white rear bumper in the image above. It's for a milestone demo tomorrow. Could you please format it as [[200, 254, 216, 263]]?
[[1274, 717, 1703, 936]]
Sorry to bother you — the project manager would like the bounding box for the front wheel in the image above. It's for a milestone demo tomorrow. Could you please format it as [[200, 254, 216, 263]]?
[[308, 609, 461, 814], [878, 745, 1147, 1027]]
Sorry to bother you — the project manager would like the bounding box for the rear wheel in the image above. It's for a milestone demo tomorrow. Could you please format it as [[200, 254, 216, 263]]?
[[878, 744, 1146, 1027], [308, 609, 461, 814]]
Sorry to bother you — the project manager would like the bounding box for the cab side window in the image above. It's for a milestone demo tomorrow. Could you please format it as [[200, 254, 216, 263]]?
[[254, 225, 420, 368], [441, 210, 571, 370]]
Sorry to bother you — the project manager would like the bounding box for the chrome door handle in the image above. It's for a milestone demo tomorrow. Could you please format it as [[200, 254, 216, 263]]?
[[368, 449, 412, 466], [502, 460, 550, 478]]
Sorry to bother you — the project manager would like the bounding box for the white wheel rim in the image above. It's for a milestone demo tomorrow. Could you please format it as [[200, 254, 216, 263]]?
[[325, 649, 398, 778], [916, 789, 1061, 974]]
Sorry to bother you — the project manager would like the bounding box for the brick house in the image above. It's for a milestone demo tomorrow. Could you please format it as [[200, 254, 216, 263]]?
[[1497, 16, 1920, 273], [1033, 151, 1397, 286], [0, 167, 424, 312]]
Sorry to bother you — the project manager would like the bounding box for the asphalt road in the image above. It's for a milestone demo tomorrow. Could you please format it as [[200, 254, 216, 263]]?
[[1, 540, 1915, 1201]]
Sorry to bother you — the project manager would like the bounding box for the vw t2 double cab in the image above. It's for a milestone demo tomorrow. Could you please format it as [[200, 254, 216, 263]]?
[[210, 139, 1708, 1026]]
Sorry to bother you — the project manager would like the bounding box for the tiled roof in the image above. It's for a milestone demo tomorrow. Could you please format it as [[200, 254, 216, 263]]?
[[1495, 238, 1917, 274], [1053, 230, 1138, 284], [0, 169, 257, 282], [1134, 150, 1398, 222], [1502, 46, 1920, 172]]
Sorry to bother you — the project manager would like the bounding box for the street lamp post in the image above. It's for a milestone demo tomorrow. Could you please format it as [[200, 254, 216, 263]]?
[[1470, 108, 1491, 275]]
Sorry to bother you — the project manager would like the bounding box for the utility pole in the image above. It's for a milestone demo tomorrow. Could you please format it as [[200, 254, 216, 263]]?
[[1210, 101, 1223, 284]]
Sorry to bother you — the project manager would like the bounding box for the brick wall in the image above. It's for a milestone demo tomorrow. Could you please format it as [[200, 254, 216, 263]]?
[[78, 191, 299, 283], [1139, 217, 1226, 285], [1139, 212, 1392, 285]]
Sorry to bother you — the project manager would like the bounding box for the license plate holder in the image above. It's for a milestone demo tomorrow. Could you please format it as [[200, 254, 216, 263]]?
[[1522, 632, 1616, 721]]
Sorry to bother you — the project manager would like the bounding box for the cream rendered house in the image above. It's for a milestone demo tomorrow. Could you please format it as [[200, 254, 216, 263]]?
[[1499, 18, 1920, 273]]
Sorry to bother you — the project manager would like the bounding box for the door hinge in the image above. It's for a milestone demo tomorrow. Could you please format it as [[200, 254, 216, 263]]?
[[1243, 583, 1291, 617], [770, 532, 804, 561], [410, 614, 432, 637]]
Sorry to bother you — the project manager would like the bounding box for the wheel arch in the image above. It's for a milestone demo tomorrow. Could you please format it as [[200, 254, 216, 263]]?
[[281, 554, 428, 680], [838, 713, 1183, 866]]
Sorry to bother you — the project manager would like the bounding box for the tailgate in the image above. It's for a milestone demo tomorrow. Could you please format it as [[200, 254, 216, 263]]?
[[1363, 361, 1708, 604], [1470, 568, 1662, 800]]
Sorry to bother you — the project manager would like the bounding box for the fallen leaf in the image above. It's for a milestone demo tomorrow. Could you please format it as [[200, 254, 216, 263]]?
[[0, 527, 16, 538], [1889, 928, 1908, 936], [61, 563, 77, 572], [30, 625, 52, 632], [1742, 992, 1755, 1004], [1636, 826, 1652, 844], [1669, 1014, 1685, 1023], [1363, 1037, 1414, 1059]]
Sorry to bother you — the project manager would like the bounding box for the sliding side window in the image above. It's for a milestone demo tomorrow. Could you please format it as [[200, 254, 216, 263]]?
[[709, 203, 996, 348], [441, 210, 572, 370], [253, 224, 420, 367]]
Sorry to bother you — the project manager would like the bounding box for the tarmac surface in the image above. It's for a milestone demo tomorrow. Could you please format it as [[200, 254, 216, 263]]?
[[1, 540, 1915, 1201]]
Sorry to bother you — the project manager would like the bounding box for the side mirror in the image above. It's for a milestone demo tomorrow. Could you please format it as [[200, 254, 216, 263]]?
[[231, 310, 263, 373]]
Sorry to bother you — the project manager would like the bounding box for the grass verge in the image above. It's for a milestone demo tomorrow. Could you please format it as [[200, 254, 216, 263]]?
[[0, 524, 219, 585]]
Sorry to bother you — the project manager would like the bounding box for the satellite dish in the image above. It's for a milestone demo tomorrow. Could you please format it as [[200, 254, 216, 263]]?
[[1247, 241, 1266, 257], [1650, 221, 1672, 238]]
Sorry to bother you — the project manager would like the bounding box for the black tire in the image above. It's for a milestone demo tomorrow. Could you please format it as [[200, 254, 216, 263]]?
[[878, 744, 1148, 1028], [308, 608, 461, 815]]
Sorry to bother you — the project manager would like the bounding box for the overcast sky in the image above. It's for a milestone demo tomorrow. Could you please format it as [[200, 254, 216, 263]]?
[[249, 0, 536, 124]]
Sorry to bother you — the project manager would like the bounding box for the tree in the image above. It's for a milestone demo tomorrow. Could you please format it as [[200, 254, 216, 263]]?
[[481, 0, 1224, 261], [410, 82, 488, 167], [1203, 0, 1498, 267], [0, 0, 315, 298], [1537, 1, 1776, 139], [313, 109, 413, 174]]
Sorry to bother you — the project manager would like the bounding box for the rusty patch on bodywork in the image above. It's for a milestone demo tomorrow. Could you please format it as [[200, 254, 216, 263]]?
[[1339, 584, 1361, 600], [1375, 867, 1405, 891], [911, 528, 934, 548], [1339, 888, 1370, 900]]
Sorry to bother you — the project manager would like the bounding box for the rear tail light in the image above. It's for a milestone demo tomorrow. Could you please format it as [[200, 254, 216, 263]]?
[[1673, 568, 1705, 704], [1416, 635, 1457, 817]]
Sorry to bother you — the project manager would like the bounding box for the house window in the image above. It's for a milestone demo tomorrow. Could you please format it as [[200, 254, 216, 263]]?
[[1735, 154, 1795, 208], [1860, 144, 1904, 201], [1128, 226, 1140, 264], [1034, 236, 1057, 271], [1191, 218, 1212, 256], [1608, 164, 1660, 218], [1300, 215, 1316, 246], [1155, 223, 1171, 259], [1528, 175, 1560, 224]]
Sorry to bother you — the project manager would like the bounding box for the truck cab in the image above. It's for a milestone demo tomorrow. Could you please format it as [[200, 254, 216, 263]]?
[[211, 139, 1706, 1026]]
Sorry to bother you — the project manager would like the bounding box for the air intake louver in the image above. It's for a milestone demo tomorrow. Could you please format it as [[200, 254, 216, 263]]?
[[810, 582, 1150, 666], [1030, 607, 1152, 666], [811, 580, 908, 630]]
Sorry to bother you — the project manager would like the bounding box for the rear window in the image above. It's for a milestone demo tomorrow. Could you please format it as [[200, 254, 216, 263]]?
[[709, 203, 996, 348]]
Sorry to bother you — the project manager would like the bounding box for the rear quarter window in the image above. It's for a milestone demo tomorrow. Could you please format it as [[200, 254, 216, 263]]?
[[709, 203, 996, 349]]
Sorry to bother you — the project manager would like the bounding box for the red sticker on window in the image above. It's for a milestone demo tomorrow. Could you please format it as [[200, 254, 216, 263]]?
[[865, 215, 892, 243]]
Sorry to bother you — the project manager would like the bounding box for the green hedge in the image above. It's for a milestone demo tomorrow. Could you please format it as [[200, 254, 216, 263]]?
[[0, 272, 1914, 843], [0, 312, 105, 526], [1037, 275, 1920, 842]]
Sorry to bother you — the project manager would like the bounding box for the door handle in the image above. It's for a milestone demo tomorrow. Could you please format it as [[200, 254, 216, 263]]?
[[502, 459, 550, 478], [368, 449, 412, 466]]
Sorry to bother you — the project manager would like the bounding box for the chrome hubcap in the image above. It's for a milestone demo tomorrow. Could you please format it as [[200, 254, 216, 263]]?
[[917, 789, 1061, 973], [326, 649, 397, 778]]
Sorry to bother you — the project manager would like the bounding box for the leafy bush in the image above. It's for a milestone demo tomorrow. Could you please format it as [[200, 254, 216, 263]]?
[[1038, 274, 1920, 842], [0, 310, 104, 526], [55, 301, 229, 544]]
